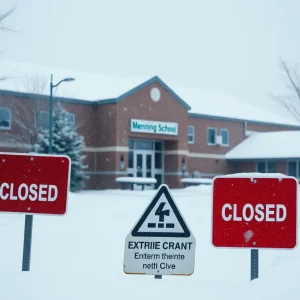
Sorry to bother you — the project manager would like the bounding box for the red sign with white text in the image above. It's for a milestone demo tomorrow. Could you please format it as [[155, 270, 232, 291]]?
[[212, 176, 298, 249], [0, 153, 70, 215]]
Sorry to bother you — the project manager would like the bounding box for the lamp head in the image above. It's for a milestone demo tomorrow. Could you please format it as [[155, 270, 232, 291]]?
[[63, 77, 75, 82]]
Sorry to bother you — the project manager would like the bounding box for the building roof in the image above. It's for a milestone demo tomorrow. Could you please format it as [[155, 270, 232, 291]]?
[[175, 87, 300, 126], [113, 76, 191, 110], [0, 60, 191, 110], [1, 60, 300, 127], [225, 130, 300, 160], [0, 60, 151, 100]]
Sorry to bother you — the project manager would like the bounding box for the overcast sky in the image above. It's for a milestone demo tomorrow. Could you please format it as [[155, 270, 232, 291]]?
[[1, 0, 300, 114]]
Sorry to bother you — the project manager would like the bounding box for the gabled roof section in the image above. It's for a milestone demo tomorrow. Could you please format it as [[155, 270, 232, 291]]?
[[0, 75, 192, 110], [98, 76, 191, 110]]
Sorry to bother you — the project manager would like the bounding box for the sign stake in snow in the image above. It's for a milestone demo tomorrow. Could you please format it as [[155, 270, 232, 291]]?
[[22, 215, 33, 271], [0, 152, 70, 272], [212, 173, 298, 281], [250, 249, 259, 280], [123, 184, 196, 276]]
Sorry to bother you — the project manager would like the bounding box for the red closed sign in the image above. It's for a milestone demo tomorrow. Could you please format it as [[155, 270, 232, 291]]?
[[0, 153, 70, 215], [212, 175, 298, 249]]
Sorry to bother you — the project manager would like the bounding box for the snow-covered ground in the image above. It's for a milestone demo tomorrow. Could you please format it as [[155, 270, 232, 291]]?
[[0, 185, 299, 300]]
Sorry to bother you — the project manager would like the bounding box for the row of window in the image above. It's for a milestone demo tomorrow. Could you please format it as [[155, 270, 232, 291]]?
[[256, 161, 300, 178], [256, 161, 276, 173], [0, 108, 75, 130], [0, 107, 227, 148], [188, 125, 229, 146]]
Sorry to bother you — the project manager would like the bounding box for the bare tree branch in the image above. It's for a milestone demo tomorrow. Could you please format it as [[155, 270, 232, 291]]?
[[4, 132, 31, 151], [271, 93, 300, 123], [22, 74, 48, 134], [281, 100, 300, 123], [6, 74, 47, 152], [274, 58, 300, 122], [279, 59, 300, 99], [0, 6, 17, 32], [2, 73, 85, 152], [22, 73, 48, 94]]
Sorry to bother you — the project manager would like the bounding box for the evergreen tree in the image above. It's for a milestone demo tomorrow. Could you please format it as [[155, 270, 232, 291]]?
[[35, 103, 88, 192]]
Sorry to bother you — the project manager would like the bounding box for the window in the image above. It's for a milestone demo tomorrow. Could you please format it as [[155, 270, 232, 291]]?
[[155, 141, 162, 151], [0, 108, 11, 129], [67, 113, 75, 125], [135, 140, 153, 150], [267, 161, 276, 173], [243, 121, 247, 136], [207, 128, 216, 145], [128, 151, 134, 169], [39, 111, 74, 130], [287, 161, 299, 178], [155, 152, 162, 169], [256, 161, 277, 173], [128, 140, 134, 150], [155, 141, 163, 169], [188, 126, 194, 144], [257, 161, 266, 173], [220, 129, 229, 146], [39, 111, 49, 130]]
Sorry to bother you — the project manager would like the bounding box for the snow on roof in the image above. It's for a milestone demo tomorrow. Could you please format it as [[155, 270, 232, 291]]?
[[226, 130, 300, 160], [174, 86, 300, 126], [1, 60, 300, 126], [0, 60, 152, 100]]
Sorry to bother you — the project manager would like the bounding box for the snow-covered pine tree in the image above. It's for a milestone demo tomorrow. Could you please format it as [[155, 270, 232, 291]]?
[[35, 102, 89, 192]]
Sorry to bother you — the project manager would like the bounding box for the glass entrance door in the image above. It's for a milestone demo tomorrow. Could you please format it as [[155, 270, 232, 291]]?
[[135, 151, 153, 178], [127, 139, 164, 189]]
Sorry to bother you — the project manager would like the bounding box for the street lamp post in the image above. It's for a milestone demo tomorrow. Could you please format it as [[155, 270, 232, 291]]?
[[22, 74, 75, 272], [49, 74, 75, 154], [22, 74, 75, 271]]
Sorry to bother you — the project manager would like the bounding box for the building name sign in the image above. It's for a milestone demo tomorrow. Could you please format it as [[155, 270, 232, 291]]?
[[130, 119, 178, 136]]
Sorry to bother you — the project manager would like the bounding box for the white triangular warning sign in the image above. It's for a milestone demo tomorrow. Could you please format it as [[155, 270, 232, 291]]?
[[131, 184, 191, 237], [123, 184, 196, 276]]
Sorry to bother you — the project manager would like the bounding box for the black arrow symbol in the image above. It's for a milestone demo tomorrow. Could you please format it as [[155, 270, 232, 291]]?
[[155, 202, 169, 222]]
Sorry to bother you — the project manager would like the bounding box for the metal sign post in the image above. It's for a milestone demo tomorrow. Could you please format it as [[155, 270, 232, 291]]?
[[251, 249, 259, 281], [22, 215, 33, 271]]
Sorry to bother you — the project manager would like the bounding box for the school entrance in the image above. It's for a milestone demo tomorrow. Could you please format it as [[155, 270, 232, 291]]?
[[127, 139, 164, 189]]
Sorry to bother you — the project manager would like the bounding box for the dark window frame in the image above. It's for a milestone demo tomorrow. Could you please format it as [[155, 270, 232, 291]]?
[[0, 107, 11, 130], [207, 127, 216, 145], [188, 125, 194, 144], [287, 160, 299, 178], [220, 128, 229, 146]]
